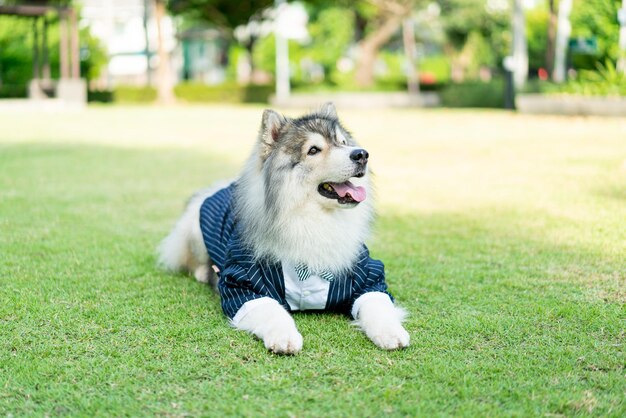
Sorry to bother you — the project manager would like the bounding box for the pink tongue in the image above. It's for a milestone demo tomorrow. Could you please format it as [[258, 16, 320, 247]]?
[[329, 181, 366, 202]]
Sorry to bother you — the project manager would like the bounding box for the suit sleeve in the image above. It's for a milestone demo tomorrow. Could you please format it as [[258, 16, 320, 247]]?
[[217, 262, 272, 320], [349, 245, 394, 317]]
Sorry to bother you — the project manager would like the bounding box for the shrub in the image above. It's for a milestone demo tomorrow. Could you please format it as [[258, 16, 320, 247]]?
[[113, 86, 157, 103], [440, 79, 505, 108], [420, 55, 451, 84], [87, 90, 114, 103], [0, 84, 27, 98], [174, 82, 273, 103], [558, 61, 626, 96], [524, 61, 626, 97]]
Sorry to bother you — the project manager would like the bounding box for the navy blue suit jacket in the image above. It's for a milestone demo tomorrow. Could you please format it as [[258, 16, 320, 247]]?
[[199, 184, 392, 319]]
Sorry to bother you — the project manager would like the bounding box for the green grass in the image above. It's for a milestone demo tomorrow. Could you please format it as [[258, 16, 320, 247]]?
[[1, 105, 624, 416]]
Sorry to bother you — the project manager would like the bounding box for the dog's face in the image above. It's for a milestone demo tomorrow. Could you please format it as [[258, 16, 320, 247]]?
[[258, 103, 370, 210]]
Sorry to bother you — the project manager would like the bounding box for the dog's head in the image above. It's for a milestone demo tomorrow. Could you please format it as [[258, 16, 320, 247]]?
[[257, 103, 370, 210]]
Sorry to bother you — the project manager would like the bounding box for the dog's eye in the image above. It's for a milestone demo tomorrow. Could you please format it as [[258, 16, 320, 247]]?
[[307, 146, 321, 156]]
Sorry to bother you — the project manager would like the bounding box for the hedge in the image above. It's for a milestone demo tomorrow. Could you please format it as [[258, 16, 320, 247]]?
[[0, 84, 27, 98], [174, 82, 273, 103], [440, 79, 505, 108], [113, 86, 157, 103], [86, 83, 273, 104]]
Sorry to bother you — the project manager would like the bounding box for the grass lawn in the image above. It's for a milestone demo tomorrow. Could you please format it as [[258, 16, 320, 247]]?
[[1, 105, 624, 416]]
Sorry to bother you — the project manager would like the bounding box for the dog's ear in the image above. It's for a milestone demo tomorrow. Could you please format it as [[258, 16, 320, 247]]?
[[260, 109, 285, 147], [319, 102, 337, 119]]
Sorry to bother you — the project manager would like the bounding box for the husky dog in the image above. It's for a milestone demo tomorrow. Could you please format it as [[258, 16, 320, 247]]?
[[158, 103, 409, 354]]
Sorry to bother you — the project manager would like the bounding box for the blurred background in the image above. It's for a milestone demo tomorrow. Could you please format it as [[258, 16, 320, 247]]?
[[0, 0, 624, 114]]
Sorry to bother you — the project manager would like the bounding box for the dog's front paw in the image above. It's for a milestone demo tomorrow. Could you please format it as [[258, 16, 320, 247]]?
[[367, 324, 410, 350], [263, 327, 303, 354]]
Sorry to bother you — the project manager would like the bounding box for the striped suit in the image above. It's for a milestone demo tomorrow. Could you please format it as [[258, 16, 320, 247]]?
[[199, 184, 393, 320]]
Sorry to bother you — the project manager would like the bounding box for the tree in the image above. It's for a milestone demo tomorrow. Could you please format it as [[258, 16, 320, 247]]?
[[169, 0, 272, 28], [306, 6, 354, 81], [553, 0, 572, 82], [0, 13, 106, 94], [354, 0, 416, 87], [436, 0, 509, 81], [154, 0, 175, 104], [168, 0, 273, 74], [570, 0, 622, 66]]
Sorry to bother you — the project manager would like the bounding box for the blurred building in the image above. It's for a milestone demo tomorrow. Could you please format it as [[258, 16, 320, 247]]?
[[178, 26, 227, 85], [80, 0, 227, 88], [81, 0, 174, 87]]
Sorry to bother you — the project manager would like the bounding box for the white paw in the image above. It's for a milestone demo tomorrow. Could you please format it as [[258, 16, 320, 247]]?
[[193, 265, 209, 283], [368, 324, 410, 350], [263, 327, 303, 354]]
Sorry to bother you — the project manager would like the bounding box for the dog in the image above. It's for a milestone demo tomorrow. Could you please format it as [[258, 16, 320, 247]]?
[[158, 103, 409, 354]]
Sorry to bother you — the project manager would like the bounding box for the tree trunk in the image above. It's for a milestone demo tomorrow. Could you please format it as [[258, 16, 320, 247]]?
[[155, 0, 175, 104], [512, 0, 528, 89], [355, 14, 404, 88], [553, 0, 572, 83], [143, 0, 152, 86], [545, 0, 557, 74], [402, 18, 419, 94]]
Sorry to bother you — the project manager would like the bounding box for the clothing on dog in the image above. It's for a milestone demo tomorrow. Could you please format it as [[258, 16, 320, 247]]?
[[199, 183, 393, 320]]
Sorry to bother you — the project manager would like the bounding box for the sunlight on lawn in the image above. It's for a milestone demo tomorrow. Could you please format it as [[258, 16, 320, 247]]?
[[2, 105, 624, 260]]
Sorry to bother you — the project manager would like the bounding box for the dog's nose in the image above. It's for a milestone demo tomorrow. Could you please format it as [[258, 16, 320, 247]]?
[[350, 148, 369, 165]]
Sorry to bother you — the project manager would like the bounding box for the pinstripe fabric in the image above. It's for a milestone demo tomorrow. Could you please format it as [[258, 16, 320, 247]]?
[[199, 183, 393, 320]]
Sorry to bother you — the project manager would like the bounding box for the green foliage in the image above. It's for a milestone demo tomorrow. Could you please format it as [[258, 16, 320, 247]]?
[[90, 83, 273, 104], [113, 85, 157, 103], [0, 16, 33, 86], [570, 0, 621, 65], [0, 84, 27, 98], [169, 0, 273, 29], [437, 0, 510, 67], [305, 7, 354, 77], [249, 4, 377, 87], [87, 89, 114, 103], [526, 6, 549, 70], [80, 28, 108, 81], [0, 15, 107, 89], [461, 31, 495, 77], [252, 33, 276, 74], [560, 60, 626, 96], [420, 55, 451, 83], [376, 50, 406, 85], [525, 61, 626, 97], [440, 79, 504, 107], [225, 44, 247, 81], [174, 81, 272, 103]]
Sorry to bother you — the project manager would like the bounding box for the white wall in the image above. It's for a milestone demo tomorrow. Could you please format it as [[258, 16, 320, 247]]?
[[80, 0, 178, 87]]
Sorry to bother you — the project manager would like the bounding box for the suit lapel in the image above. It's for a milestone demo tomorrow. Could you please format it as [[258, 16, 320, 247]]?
[[325, 270, 352, 310]]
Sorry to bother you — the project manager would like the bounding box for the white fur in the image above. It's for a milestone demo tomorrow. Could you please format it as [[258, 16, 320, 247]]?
[[353, 293, 410, 350], [234, 298, 303, 354], [157, 182, 231, 276]]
